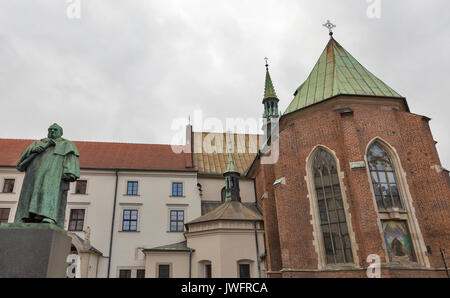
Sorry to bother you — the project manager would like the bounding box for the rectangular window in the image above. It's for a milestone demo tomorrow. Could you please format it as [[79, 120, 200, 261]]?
[[127, 181, 138, 195], [0, 208, 10, 223], [75, 180, 87, 194], [2, 179, 15, 193], [382, 220, 415, 263], [169, 210, 184, 232], [158, 264, 170, 278], [68, 209, 85, 231], [122, 209, 138, 231], [119, 269, 131, 278], [136, 269, 145, 278], [239, 264, 251, 278], [172, 182, 183, 197], [205, 264, 212, 278]]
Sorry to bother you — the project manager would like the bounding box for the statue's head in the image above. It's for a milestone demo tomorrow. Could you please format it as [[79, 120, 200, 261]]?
[[48, 123, 63, 139]]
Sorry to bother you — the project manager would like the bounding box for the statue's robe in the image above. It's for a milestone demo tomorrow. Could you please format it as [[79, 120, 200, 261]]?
[[14, 138, 80, 227]]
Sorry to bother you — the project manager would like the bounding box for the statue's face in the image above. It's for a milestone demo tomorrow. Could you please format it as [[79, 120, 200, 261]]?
[[48, 127, 62, 139]]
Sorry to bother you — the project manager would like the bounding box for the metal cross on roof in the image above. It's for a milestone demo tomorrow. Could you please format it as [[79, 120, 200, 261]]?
[[323, 20, 336, 36], [264, 57, 269, 68]]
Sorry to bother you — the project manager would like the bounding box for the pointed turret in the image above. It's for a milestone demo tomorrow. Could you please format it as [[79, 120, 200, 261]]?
[[262, 59, 280, 140], [221, 152, 241, 202], [284, 37, 403, 115], [262, 60, 280, 119]]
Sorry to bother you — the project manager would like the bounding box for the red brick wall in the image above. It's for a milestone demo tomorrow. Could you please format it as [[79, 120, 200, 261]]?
[[254, 161, 283, 273], [254, 97, 450, 277]]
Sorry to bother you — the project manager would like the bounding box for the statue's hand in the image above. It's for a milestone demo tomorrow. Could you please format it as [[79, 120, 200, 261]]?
[[32, 146, 45, 154], [63, 173, 77, 182]]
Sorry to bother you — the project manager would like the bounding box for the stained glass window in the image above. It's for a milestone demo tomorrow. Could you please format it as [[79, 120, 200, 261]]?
[[313, 149, 353, 264], [382, 221, 415, 262]]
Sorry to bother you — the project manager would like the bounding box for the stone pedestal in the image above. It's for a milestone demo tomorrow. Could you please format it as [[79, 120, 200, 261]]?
[[0, 223, 71, 278]]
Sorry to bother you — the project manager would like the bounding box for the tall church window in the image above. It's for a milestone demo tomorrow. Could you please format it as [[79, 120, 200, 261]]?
[[367, 143, 403, 211], [313, 149, 353, 264], [367, 142, 416, 263]]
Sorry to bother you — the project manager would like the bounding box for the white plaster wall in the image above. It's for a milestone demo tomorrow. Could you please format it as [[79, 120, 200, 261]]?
[[0, 168, 201, 278], [187, 221, 265, 278], [144, 252, 190, 278], [109, 171, 201, 277]]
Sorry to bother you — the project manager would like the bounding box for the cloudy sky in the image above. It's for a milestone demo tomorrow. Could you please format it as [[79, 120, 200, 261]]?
[[0, 0, 449, 166]]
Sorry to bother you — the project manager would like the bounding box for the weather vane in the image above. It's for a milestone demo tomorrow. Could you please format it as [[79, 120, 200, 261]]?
[[264, 57, 269, 69], [323, 20, 336, 36]]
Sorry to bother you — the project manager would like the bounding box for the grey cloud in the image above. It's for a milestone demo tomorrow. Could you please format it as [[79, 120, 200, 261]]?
[[0, 0, 448, 166]]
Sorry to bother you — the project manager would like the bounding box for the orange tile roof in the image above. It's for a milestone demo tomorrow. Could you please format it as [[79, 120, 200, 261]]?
[[192, 132, 263, 175], [0, 139, 194, 171]]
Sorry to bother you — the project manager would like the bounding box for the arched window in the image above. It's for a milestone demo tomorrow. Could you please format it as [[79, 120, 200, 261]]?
[[367, 142, 403, 211], [367, 141, 416, 263], [313, 149, 353, 264]]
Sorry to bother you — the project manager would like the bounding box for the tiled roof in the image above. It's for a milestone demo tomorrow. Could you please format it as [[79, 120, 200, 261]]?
[[192, 132, 263, 175], [284, 37, 403, 114], [201, 200, 262, 216], [0, 139, 193, 171], [187, 201, 263, 225]]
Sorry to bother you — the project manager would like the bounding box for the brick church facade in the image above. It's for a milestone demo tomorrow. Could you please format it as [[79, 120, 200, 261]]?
[[248, 33, 450, 277]]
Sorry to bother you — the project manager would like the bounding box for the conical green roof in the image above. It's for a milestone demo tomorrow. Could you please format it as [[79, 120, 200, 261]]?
[[264, 68, 278, 100], [284, 37, 402, 114], [225, 152, 237, 173]]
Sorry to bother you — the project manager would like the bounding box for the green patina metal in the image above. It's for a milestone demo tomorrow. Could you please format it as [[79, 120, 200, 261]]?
[[14, 123, 80, 228], [284, 37, 403, 115], [263, 67, 278, 100], [263, 66, 280, 119], [225, 152, 237, 173]]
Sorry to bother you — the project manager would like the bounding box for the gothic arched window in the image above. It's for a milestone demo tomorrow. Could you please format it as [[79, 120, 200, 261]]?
[[313, 149, 353, 264], [367, 143, 403, 211]]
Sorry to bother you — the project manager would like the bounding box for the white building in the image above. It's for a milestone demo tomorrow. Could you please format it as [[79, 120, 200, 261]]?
[[0, 130, 266, 278]]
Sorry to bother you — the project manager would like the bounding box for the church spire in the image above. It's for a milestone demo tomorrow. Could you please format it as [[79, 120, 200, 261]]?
[[264, 58, 278, 100], [262, 58, 280, 139]]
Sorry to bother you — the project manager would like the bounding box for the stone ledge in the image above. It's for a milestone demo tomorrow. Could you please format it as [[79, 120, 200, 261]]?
[[0, 222, 68, 235]]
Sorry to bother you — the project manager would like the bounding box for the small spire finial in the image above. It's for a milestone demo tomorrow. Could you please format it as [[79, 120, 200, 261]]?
[[264, 57, 269, 69], [323, 20, 336, 36]]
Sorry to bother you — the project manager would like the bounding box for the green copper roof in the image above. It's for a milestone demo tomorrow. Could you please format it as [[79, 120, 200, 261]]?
[[225, 152, 237, 173], [263, 68, 278, 100], [284, 37, 402, 114]]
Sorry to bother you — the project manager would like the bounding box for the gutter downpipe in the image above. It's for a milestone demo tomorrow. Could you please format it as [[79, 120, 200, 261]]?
[[254, 221, 261, 278], [252, 178, 262, 278], [107, 169, 119, 278], [189, 249, 193, 278]]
